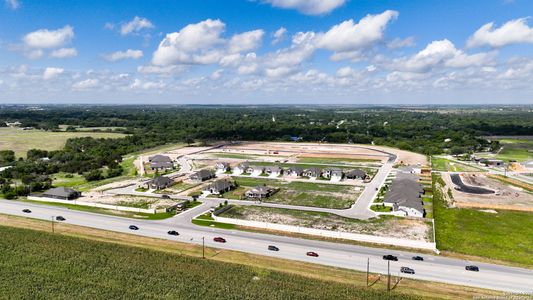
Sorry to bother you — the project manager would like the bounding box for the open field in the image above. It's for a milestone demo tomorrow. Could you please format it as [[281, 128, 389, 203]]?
[[0, 225, 397, 300], [296, 156, 381, 165], [433, 174, 533, 267], [476, 138, 533, 163], [221, 206, 432, 242], [222, 177, 360, 209], [58, 125, 126, 132], [0, 215, 501, 300], [0, 127, 127, 158], [431, 157, 483, 172]]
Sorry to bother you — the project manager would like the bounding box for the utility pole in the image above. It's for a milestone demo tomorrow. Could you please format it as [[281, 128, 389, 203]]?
[[387, 260, 391, 292], [51, 216, 55, 233], [366, 258, 369, 287], [202, 236, 205, 259]]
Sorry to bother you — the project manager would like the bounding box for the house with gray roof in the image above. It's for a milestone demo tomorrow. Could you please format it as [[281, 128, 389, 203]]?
[[345, 169, 367, 180], [304, 167, 322, 179], [215, 162, 230, 173], [190, 169, 216, 182], [42, 187, 81, 200], [149, 155, 174, 171], [383, 171, 425, 217], [146, 176, 174, 190], [286, 166, 304, 177], [265, 166, 282, 177], [203, 179, 234, 195], [247, 165, 264, 176], [323, 168, 344, 181], [245, 185, 277, 199], [233, 162, 250, 175]]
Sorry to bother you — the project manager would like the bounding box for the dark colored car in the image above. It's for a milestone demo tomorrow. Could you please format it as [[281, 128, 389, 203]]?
[[22, 209, 32, 213], [129, 225, 139, 230], [465, 265, 479, 272], [167, 230, 179, 236], [268, 245, 279, 251], [306, 251, 319, 257], [55, 216, 66, 221], [412, 256, 424, 261], [383, 255, 398, 261], [213, 237, 226, 243], [161, 195, 171, 199], [400, 267, 415, 274]]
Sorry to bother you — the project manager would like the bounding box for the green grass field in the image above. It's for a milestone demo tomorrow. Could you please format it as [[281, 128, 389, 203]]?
[[433, 174, 533, 267], [431, 157, 482, 172], [0, 225, 412, 300], [223, 177, 359, 209], [0, 127, 127, 158], [495, 139, 533, 162]]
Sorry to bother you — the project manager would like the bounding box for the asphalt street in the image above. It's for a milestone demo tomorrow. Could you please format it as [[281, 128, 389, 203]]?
[[1, 199, 532, 294]]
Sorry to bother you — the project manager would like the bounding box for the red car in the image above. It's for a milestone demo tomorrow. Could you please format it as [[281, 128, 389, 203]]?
[[306, 251, 319, 257], [213, 237, 226, 243]]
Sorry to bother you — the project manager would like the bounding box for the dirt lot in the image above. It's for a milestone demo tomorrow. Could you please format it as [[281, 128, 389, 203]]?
[[217, 142, 427, 165], [443, 173, 533, 211], [222, 206, 432, 242], [79, 191, 177, 209]]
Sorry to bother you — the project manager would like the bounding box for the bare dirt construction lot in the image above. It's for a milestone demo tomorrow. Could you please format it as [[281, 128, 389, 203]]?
[[215, 142, 427, 166], [221, 206, 432, 242], [80, 191, 177, 210], [443, 173, 533, 211]]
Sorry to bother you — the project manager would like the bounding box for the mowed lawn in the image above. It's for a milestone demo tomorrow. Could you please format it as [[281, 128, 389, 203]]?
[[433, 174, 533, 267], [0, 225, 408, 300], [219, 177, 360, 209], [495, 139, 533, 162], [431, 157, 482, 172], [0, 128, 127, 158]]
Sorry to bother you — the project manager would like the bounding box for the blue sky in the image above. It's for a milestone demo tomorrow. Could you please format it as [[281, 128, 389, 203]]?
[[1, 0, 533, 104]]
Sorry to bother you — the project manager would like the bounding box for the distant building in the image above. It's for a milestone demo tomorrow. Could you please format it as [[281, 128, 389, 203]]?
[[203, 179, 234, 195], [264, 166, 282, 177], [190, 169, 216, 182], [286, 166, 304, 177], [245, 185, 276, 199], [233, 162, 250, 175], [41, 187, 81, 200], [247, 165, 264, 176], [345, 169, 367, 180], [148, 155, 174, 171], [146, 176, 174, 190], [215, 162, 230, 173], [304, 167, 322, 179], [323, 168, 343, 181]]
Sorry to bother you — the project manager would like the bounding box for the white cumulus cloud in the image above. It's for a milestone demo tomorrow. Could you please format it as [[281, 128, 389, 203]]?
[[5, 0, 20, 9], [262, 0, 346, 15], [317, 10, 399, 54], [120, 16, 154, 36], [105, 49, 143, 61], [467, 18, 533, 48], [73, 78, 99, 90], [50, 47, 78, 58], [23, 25, 74, 49], [272, 27, 287, 44], [43, 67, 64, 80], [228, 29, 264, 53]]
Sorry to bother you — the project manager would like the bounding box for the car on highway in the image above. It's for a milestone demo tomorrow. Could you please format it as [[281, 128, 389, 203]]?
[[400, 267, 415, 274], [465, 265, 479, 272], [55, 216, 66, 221], [22, 209, 32, 213], [213, 237, 226, 243], [167, 230, 179, 236], [306, 251, 319, 257], [412, 256, 424, 261], [161, 195, 171, 199], [383, 255, 398, 261], [129, 225, 139, 230], [268, 245, 279, 251]]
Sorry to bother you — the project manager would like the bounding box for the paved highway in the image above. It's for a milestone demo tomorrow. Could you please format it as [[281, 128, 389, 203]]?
[[1, 200, 532, 293]]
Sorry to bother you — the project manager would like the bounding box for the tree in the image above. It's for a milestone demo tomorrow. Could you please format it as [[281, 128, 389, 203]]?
[[83, 169, 103, 181], [450, 146, 465, 157], [0, 150, 15, 165]]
